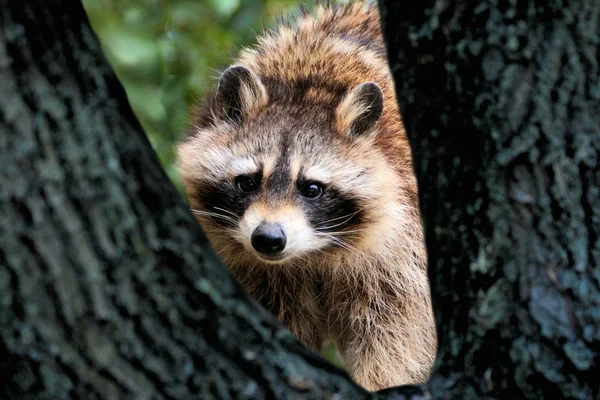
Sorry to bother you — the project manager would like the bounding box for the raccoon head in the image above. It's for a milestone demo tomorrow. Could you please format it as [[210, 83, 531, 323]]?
[[177, 65, 397, 265]]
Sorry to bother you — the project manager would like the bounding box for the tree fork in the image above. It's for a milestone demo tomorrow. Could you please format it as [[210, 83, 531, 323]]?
[[0, 0, 598, 399], [0, 1, 366, 399]]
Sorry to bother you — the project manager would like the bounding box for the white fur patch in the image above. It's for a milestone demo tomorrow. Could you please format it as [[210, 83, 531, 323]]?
[[229, 157, 259, 176], [303, 165, 332, 183]]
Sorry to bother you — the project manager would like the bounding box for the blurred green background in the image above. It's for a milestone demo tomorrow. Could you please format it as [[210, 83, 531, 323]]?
[[83, 0, 305, 192], [82, 0, 343, 369]]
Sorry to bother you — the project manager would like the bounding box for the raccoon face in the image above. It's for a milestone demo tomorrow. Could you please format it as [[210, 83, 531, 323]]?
[[178, 65, 390, 264]]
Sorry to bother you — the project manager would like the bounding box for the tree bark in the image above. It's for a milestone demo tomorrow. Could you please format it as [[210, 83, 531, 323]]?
[[0, 2, 366, 399], [379, 0, 600, 399], [1, 0, 598, 399]]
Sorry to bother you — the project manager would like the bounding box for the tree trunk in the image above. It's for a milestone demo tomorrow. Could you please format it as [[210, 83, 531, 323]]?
[[0, 2, 365, 399], [1, 1, 598, 400], [379, 0, 600, 399]]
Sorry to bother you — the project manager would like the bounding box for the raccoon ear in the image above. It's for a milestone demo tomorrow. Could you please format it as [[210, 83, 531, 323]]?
[[335, 82, 384, 138], [214, 65, 267, 124]]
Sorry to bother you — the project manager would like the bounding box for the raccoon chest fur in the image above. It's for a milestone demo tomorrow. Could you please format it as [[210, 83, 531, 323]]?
[[232, 265, 329, 350], [176, 0, 437, 391]]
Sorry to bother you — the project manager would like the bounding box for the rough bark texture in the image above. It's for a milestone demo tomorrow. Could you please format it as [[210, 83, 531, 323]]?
[[379, 0, 600, 399], [1, 0, 599, 399], [0, 2, 367, 399]]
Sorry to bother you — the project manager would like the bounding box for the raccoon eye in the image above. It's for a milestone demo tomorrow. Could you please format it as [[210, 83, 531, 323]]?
[[300, 181, 324, 199], [235, 175, 258, 192]]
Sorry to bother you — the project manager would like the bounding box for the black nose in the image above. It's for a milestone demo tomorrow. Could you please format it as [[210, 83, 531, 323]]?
[[251, 223, 286, 254]]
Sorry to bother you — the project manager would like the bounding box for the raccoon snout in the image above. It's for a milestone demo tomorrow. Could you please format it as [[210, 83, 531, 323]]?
[[251, 223, 287, 254]]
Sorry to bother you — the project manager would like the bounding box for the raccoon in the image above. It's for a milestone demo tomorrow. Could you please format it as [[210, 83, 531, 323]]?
[[176, 1, 436, 390]]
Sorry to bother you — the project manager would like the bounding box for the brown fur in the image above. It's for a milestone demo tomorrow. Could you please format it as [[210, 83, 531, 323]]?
[[177, 1, 436, 391]]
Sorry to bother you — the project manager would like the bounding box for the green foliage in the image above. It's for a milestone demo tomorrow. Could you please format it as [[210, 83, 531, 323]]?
[[83, 0, 344, 369], [82, 0, 300, 191]]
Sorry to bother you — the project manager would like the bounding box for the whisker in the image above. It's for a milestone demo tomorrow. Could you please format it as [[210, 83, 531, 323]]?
[[316, 210, 361, 231], [317, 210, 361, 225], [322, 210, 361, 224], [316, 232, 362, 257], [191, 209, 239, 225], [324, 229, 365, 236], [213, 206, 239, 219], [192, 208, 238, 219]]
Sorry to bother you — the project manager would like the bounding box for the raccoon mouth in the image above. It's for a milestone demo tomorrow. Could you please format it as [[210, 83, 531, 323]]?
[[254, 252, 289, 264]]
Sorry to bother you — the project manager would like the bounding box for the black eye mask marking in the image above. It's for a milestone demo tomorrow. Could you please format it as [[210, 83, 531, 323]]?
[[198, 170, 263, 228], [298, 180, 363, 233]]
